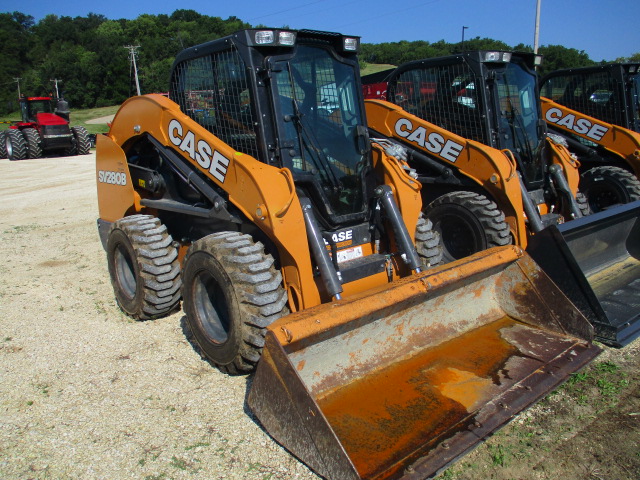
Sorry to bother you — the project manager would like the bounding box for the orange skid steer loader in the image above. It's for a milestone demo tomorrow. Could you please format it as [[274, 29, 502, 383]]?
[[363, 51, 640, 347], [96, 30, 600, 479], [539, 63, 640, 209]]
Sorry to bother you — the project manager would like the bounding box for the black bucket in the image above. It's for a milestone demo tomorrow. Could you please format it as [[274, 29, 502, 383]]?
[[527, 200, 640, 347]]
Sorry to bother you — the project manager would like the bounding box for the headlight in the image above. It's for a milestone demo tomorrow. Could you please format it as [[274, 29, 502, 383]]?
[[252, 30, 297, 46], [279, 31, 296, 46], [343, 37, 359, 51], [483, 51, 511, 63], [255, 30, 274, 44]]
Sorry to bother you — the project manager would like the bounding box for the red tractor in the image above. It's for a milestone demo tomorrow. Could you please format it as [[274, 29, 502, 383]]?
[[1, 96, 91, 160]]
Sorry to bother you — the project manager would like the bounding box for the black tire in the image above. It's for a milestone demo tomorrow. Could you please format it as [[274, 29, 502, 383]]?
[[6, 129, 27, 160], [425, 191, 512, 263], [71, 126, 91, 155], [0, 131, 6, 159], [181, 232, 289, 374], [581, 166, 640, 212], [415, 215, 443, 267], [23, 128, 42, 159], [106, 215, 182, 320]]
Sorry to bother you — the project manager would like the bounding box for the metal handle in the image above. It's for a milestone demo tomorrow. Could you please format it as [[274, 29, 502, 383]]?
[[275, 168, 295, 218]]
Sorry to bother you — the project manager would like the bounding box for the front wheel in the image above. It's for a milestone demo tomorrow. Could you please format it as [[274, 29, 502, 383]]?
[[581, 166, 640, 212], [425, 191, 512, 264], [23, 128, 42, 159], [106, 215, 182, 320], [71, 126, 91, 155], [181, 232, 288, 374]]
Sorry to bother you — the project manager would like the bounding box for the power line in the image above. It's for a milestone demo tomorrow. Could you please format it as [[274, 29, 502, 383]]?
[[335, 0, 445, 31], [247, 0, 325, 21]]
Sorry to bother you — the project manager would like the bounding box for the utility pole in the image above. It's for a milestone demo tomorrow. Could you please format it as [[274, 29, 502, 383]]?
[[461, 26, 469, 52], [50, 78, 61, 98], [13, 77, 21, 98], [124, 45, 141, 96], [534, 0, 541, 54]]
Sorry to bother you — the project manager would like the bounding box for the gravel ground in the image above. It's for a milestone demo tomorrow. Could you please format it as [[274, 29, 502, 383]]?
[[0, 153, 319, 480], [1, 152, 638, 480]]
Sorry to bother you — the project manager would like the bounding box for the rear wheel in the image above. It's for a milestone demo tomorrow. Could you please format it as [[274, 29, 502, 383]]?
[[0, 132, 6, 158], [181, 232, 288, 374], [6, 129, 27, 160], [106, 215, 182, 320], [23, 128, 42, 159], [581, 166, 640, 212], [425, 191, 512, 263], [71, 126, 91, 155]]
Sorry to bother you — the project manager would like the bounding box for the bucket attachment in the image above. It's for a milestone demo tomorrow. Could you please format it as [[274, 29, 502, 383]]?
[[528, 201, 640, 347], [248, 246, 600, 480]]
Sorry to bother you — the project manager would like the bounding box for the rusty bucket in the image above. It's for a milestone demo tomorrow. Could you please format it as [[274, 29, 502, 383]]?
[[248, 246, 600, 480]]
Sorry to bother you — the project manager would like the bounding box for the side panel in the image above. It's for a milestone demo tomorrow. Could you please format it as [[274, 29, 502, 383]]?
[[95, 134, 137, 222]]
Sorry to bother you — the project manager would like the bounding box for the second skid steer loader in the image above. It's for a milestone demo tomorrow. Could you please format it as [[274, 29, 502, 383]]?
[[540, 63, 640, 210], [363, 51, 640, 347], [96, 30, 600, 479]]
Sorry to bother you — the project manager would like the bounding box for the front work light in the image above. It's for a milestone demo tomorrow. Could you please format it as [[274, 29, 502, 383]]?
[[252, 30, 297, 46], [343, 37, 359, 51], [279, 31, 296, 46], [483, 51, 512, 63], [255, 30, 275, 44]]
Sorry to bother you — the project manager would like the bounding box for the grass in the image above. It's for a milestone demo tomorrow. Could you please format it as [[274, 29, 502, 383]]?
[[361, 63, 396, 76], [562, 360, 629, 411]]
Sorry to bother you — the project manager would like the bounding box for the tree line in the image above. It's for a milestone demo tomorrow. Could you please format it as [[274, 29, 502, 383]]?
[[1, 10, 638, 114]]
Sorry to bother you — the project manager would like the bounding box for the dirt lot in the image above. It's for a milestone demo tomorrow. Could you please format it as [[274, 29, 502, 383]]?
[[1, 153, 639, 480]]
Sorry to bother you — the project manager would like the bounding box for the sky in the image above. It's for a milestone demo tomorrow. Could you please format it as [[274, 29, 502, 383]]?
[[2, 0, 639, 62]]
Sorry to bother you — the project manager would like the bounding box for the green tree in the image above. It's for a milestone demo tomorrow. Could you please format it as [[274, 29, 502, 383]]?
[[537, 45, 595, 75]]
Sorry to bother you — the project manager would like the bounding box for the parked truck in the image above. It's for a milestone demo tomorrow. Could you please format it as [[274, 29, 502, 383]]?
[[540, 63, 640, 210]]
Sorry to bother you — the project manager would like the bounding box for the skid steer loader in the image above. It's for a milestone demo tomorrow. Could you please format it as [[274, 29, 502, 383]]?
[[96, 30, 600, 479], [540, 63, 640, 210], [363, 51, 640, 346]]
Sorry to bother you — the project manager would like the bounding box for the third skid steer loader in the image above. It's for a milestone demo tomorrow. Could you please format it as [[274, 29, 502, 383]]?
[[540, 63, 640, 210], [363, 51, 640, 347], [96, 30, 600, 479]]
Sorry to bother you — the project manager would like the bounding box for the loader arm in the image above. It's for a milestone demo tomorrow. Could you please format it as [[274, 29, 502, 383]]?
[[542, 97, 640, 178], [365, 99, 529, 248], [102, 94, 321, 309]]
